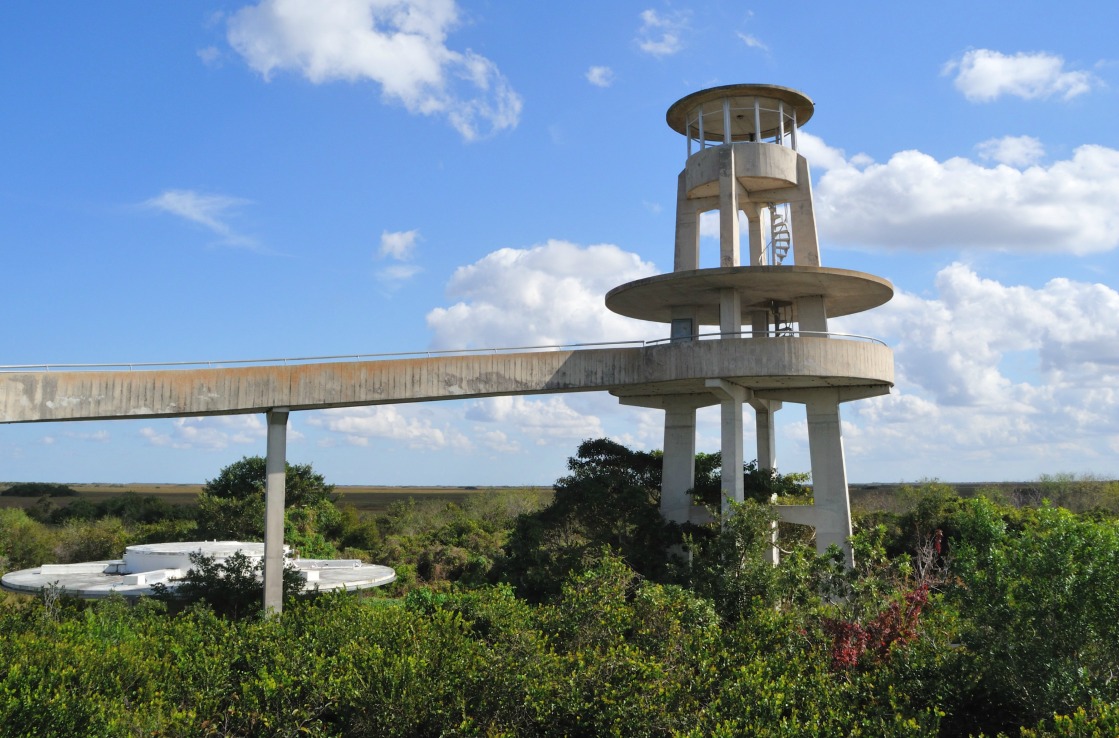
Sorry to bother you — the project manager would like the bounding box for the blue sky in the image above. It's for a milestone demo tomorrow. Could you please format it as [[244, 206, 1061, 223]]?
[[3, 1, 1117, 486]]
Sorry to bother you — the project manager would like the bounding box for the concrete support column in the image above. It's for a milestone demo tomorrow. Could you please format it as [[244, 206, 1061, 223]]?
[[790, 156, 821, 267], [804, 391, 853, 566], [662, 403, 698, 524], [752, 398, 782, 565], [751, 399, 781, 471], [745, 202, 764, 266], [706, 379, 745, 516], [620, 393, 717, 526], [796, 294, 828, 335], [263, 408, 289, 617], [719, 288, 742, 337], [718, 146, 740, 267], [673, 171, 700, 271], [751, 310, 769, 338]]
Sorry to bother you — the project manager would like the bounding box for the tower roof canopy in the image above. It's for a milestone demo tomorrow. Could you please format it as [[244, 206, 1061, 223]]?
[[666, 84, 814, 142]]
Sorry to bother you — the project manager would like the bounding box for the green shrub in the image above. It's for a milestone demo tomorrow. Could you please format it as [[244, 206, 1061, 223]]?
[[151, 550, 304, 620], [0, 508, 57, 571], [53, 517, 131, 564], [947, 500, 1119, 736]]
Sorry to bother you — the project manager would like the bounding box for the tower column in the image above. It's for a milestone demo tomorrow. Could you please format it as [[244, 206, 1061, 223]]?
[[751, 309, 770, 338], [803, 389, 853, 565], [790, 156, 821, 267], [796, 294, 828, 335], [719, 288, 742, 336], [674, 172, 700, 271], [263, 408, 289, 617], [745, 201, 764, 266], [753, 398, 782, 565], [661, 403, 696, 524], [751, 399, 781, 471], [618, 393, 717, 525], [718, 146, 740, 266], [706, 379, 746, 514]]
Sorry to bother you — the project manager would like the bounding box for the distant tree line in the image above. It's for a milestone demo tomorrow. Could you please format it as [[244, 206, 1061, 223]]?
[[0, 481, 78, 497]]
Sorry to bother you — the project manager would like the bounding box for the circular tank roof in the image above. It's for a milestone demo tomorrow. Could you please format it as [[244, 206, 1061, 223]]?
[[605, 266, 893, 326], [666, 84, 814, 142], [0, 541, 396, 599]]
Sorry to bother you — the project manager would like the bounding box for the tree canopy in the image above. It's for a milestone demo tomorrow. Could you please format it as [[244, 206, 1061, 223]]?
[[196, 456, 342, 558]]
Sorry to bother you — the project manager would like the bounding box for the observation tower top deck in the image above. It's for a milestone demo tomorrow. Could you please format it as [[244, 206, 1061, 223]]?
[[666, 84, 814, 151]]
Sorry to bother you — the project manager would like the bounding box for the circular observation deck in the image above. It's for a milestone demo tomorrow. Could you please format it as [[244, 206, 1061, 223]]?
[[610, 336, 895, 401], [667, 84, 814, 147], [605, 266, 894, 326]]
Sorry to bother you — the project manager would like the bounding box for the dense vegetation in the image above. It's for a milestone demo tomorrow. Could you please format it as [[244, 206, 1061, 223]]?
[[1, 441, 1118, 737]]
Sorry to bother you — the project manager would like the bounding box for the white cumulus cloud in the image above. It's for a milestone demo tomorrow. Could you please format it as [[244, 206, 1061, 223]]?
[[426, 239, 661, 349], [834, 264, 1119, 474], [636, 9, 686, 57], [226, 0, 522, 141], [585, 65, 614, 88], [813, 142, 1119, 254], [466, 395, 604, 444], [307, 405, 469, 450], [477, 428, 519, 453], [139, 415, 270, 451], [376, 229, 422, 288], [944, 49, 1097, 102], [797, 131, 871, 173], [975, 135, 1045, 167], [379, 228, 420, 260]]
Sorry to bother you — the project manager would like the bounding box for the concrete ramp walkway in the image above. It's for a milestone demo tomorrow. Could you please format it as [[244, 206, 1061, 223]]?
[[0, 336, 891, 424]]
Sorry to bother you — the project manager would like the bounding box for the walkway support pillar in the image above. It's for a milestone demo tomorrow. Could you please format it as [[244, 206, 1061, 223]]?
[[263, 408, 289, 616], [751, 399, 780, 471], [706, 379, 746, 516], [803, 390, 853, 566], [661, 403, 697, 525], [751, 397, 782, 565], [619, 393, 718, 527]]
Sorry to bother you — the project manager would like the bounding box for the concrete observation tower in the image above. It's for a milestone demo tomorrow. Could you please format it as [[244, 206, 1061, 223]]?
[[0, 84, 896, 610], [606, 84, 894, 563]]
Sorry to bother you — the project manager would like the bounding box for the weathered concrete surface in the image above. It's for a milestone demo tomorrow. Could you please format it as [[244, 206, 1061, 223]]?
[[685, 141, 799, 197], [0, 338, 892, 424]]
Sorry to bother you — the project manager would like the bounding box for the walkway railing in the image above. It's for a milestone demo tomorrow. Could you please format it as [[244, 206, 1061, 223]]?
[[0, 331, 886, 372]]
